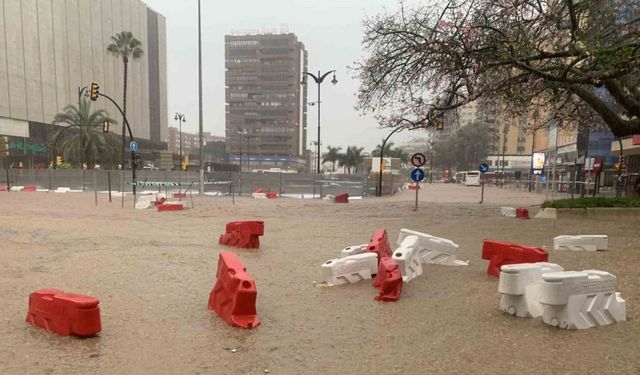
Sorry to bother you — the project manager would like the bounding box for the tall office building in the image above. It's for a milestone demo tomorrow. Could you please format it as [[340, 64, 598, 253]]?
[[225, 32, 308, 170], [0, 0, 167, 167]]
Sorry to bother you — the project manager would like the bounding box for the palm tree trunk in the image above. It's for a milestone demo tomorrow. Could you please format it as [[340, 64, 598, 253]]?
[[121, 59, 128, 170]]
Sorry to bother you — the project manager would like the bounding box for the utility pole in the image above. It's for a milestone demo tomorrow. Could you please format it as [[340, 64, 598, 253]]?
[[197, 0, 204, 194]]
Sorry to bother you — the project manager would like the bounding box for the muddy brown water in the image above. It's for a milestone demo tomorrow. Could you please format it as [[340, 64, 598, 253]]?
[[0, 184, 639, 374]]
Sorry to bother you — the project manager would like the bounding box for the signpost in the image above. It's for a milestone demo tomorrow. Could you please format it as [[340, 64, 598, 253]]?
[[410, 167, 425, 211], [478, 163, 489, 204]]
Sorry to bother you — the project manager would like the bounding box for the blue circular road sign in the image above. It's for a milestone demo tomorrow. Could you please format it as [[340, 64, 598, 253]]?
[[479, 163, 490, 173], [410, 168, 425, 182]]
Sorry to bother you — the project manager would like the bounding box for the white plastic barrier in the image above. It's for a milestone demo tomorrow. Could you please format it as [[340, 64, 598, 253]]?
[[10, 186, 24, 191], [252, 192, 267, 199], [498, 262, 564, 318], [392, 235, 423, 282], [397, 229, 468, 266], [54, 187, 71, 193], [321, 252, 378, 286], [36, 189, 49, 192], [501, 207, 516, 217], [540, 270, 626, 329], [340, 244, 368, 257], [135, 195, 155, 209], [553, 235, 608, 251]]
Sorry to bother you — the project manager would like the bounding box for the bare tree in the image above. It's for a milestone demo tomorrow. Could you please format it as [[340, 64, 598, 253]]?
[[354, 0, 640, 136]]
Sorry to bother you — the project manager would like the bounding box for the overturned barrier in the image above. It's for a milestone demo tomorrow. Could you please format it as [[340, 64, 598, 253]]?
[[498, 262, 564, 318], [373, 257, 403, 301], [157, 202, 185, 212], [397, 228, 468, 266], [553, 235, 608, 251], [321, 252, 378, 286], [482, 240, 548, 277], [540, 270, 626, 329], [22, 185, 37, 192], [340, 244, 368, 257], [367, 229, 392, 265], [26, 289, 101, 337], [208, 252, 260, 329], [334, 193, 349, 203], [392, 235, 423, 282], [219, 221, 264, 249]]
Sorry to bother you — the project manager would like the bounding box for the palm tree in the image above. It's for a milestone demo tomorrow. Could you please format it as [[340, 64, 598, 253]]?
[[338, 146, 364, 174], [322, 146, 342, 172], [53, 99, 120, 169], [107, 31, 143, 168], [372, 140, 409, 166]]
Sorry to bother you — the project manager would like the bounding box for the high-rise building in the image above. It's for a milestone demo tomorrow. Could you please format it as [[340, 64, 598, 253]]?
[[0, 0, 167, 167], [225, 32, 308, 170]]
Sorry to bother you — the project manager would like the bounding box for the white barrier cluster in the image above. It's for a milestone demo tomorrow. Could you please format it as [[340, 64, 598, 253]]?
[[498, 263, 627, 329], [392, 236, 423, 282], [10, 186, 24, 191], [397, 229, 468, 266], [540, 270, 626, 329], [321, 253, 378, 286], [501, 207, 516, 217], [498, 263, 564, 318], [340, 244, 368, 257], [553, 235, 608, 251]]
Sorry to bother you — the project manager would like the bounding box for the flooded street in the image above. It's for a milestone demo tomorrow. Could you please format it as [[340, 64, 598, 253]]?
[[1, 184, 639, 374]]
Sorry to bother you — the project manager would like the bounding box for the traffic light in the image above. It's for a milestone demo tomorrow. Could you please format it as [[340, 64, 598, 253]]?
[[132, 152, 141, 168], [0, 136, 8, 156], [90, 83, 100, 101], [182, 155, 189, 171], [56, 156, 63, 166], [102, 120, 110, 133]]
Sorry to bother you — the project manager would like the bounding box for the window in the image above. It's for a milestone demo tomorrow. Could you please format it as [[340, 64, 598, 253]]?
[[228, 40, 259, 47]]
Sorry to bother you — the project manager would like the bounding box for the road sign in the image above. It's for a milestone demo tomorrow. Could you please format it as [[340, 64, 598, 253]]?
[[130, 141, 138, 152], [479, 163, 490, 173], [411, 152, 426, 167], [410, 168, 425, 182]]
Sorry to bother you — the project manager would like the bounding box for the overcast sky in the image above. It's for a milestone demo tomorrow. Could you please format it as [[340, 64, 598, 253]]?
[[143, 0, 426, 152]]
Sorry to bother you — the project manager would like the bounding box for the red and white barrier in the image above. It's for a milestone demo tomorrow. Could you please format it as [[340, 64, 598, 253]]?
[[397, 229, 468, 266], [553, 235, 608, 251], [340, 244, 368, 257], [540, 270, 626, 329], [498, 262, 564, 318], [321, 253, 378, 286], [392, 235, 423, 282]]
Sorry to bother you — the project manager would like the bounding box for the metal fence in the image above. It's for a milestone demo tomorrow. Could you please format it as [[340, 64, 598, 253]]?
[[0, 168, 398, 199]]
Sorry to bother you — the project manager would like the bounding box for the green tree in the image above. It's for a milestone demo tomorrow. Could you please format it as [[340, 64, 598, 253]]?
[[338, 146, 365, 174], [322, 146, 342, 172], [53, 99, 120, 169], [432, 122, 492, 171], [107, 31, 143, 167]]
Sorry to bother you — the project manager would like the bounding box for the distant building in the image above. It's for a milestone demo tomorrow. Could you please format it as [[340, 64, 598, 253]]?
[[224, 32, 308, 170], [0, 0, 168, 168], [167, 128, 224, 155]]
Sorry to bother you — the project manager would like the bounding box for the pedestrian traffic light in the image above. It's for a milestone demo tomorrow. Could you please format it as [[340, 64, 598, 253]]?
[[90, 83, 100, 101], [102, 120, 110, 133], [56, 156, 63, 166]]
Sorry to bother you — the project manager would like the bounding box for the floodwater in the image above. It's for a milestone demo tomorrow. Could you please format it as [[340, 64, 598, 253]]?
[[0, 184, 639, 374]]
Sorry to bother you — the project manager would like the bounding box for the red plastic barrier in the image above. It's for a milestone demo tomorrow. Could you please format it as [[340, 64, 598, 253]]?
[[255, 188, 264, 193], [0, 185, 8, 192], [26, 289, 101, 337], [22, 185, 37, 192], [481, 240, 548, 277], [408, 183, 420, 190], [334, 193, 349, 203], [373, 257, 403, 301], [157, 203, 184, 212], [173, 193, 186, 199], [265, 192, 278, 199], [208, 252, 260, 329], [219, 221, 264, 249], [516, 208, 529, 219], [367, 228, 392, 264], [155, 197, 166, 205]]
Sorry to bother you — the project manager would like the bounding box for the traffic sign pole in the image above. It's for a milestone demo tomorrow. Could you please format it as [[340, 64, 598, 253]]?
[[478, 163, 489, 204], [414, 181, 419, 211]]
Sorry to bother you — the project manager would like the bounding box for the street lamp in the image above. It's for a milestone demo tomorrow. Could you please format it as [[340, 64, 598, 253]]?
[[174, 113, 186, 170], [301, 70, 337, 174]]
